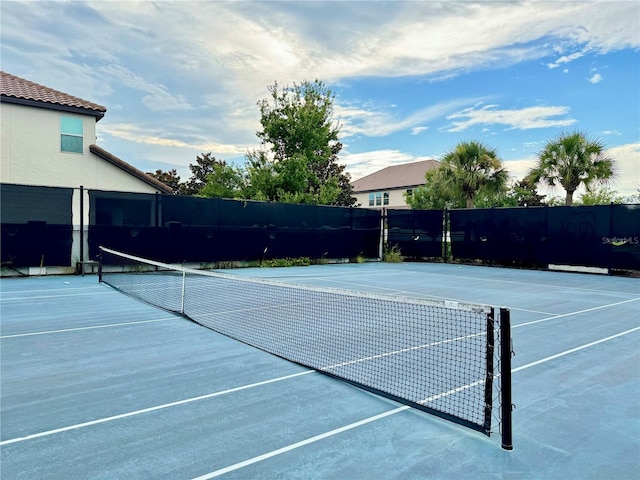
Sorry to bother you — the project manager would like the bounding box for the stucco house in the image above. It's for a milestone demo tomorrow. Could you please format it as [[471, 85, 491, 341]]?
[[0, 71, 171, 273], [351, 159, 440, 209], [0, 71, 170, 194]]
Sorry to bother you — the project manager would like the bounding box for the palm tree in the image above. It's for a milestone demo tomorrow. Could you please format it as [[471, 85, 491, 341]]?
[[528, 131, 614, 206], [439, 141, 509, 208]]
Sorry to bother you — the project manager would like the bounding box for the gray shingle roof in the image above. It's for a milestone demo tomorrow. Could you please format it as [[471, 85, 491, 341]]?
[[1, 71, 107, 119], [351, 159, 440, 192]]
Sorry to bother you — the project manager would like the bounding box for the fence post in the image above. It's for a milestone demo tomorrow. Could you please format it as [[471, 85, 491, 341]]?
[[155, 192, 160, 227], [380, 208, 387, 259], [443, 209, 449, 263], [79, 185, 84, 264], [608, 203, 614, 274]]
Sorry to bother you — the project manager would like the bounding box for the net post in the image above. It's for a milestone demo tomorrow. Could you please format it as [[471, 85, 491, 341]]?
[[500, 307, 514, 450], [483, 308, 495, 434], [180, 269, 186, 316], [97, 246, 103, 283]]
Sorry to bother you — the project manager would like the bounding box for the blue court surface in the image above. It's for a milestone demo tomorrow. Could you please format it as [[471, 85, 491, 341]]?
[[1, 262, 638, 479]]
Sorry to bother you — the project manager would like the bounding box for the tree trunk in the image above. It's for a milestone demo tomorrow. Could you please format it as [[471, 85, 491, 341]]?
[[467, 193, 475, 208], [565, 190, 574, 206]]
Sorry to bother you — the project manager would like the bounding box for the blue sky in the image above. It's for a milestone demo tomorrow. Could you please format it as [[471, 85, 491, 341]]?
[[2, 1, 639, 196]]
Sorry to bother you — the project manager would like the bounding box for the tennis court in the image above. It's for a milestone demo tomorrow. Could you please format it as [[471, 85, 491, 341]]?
[[1, 262, 638, 479]]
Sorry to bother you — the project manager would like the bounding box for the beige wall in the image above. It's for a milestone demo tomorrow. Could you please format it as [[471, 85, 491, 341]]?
[[0, 102, 157, 194], [354, 188, 413, 209]]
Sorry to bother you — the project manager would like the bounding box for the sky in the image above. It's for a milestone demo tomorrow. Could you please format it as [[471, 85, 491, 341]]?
[[2, 0, 639, 197]]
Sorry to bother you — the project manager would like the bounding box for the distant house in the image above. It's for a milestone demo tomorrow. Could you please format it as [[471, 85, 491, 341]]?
[[351, 159, 440, 209], [0, 71, 171, 194]]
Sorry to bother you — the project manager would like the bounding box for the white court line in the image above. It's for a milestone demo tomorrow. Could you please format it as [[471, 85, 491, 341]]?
[[0, 285, 104, 295], [385, 267, 640, 296], [513, 297, 640, 328], [0, 291, 116, 301], [191, 406, 412, 480], [322, 331, 485, 371], [0, 371, 313, 446], [191, 325, 640, 479], [0, 317, 177, 339], [512, 326, 640, 372], [236, 266, 636, 296]]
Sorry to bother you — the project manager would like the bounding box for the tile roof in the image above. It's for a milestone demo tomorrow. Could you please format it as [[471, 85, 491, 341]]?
[[351, 159, 440, 192], [0, 71, 107, 118], [89, 145, 173, 194]]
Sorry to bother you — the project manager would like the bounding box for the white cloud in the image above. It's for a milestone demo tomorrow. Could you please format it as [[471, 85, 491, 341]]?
[[445, 104, 576, 132], [607, 143, 640, 195], [547, 49, 588, 69], [337, 97, 487, 137], [98, 123, 248, 155], [99, 64, 194, 111], [588, 73, 603, 84], [2, 0, 638, 182], [411, 127, 428, 135], [59, 0, 640, 100], [503, 158, 537, 182]]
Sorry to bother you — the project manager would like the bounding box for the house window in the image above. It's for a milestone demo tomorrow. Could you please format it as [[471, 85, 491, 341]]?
[[375, 192, 382, 206], [369, 193, 374, 206], [383, 192, 389, 205], [406, 189, 413, 197], [61, 116, 83, 153]]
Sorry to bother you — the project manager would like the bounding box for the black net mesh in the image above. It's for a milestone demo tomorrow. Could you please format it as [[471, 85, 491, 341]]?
[[99, 247, 501, 435]]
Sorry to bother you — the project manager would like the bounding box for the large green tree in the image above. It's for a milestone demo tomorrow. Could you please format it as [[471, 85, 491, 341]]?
[[249, 80, 355, 206], [181, 152, 222, 196], [509, 175, 546, 207], [198, 160, 245, 199], [576, 186, 623, 205], [528, 131, 614, 206], [406, 169, 465, 209], [146, 168, 181, 193], [435, 141, 508, 208], [149, 153, 241, 196]]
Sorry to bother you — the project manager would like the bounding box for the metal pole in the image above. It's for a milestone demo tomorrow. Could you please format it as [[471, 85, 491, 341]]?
[[500, 307, 514, 450], [483, 308, 495, 434], [79, 186, 84, 274], [180, 269, 186, 316], [97, 248, 103, 283]]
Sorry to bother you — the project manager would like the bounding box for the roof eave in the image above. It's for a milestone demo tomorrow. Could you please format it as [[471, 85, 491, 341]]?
[[353, 183, 426, 193], [1, 95, 106, 121], [89, 144, 173, 194]]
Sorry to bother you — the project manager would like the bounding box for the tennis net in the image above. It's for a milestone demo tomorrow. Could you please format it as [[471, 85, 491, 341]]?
[[98, 246, 513, 449]]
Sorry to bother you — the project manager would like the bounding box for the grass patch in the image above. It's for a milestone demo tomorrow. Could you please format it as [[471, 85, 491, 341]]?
[[350, 254, 366, 264], [383, 244, 403, 263], [261, 257, 311, 268]]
